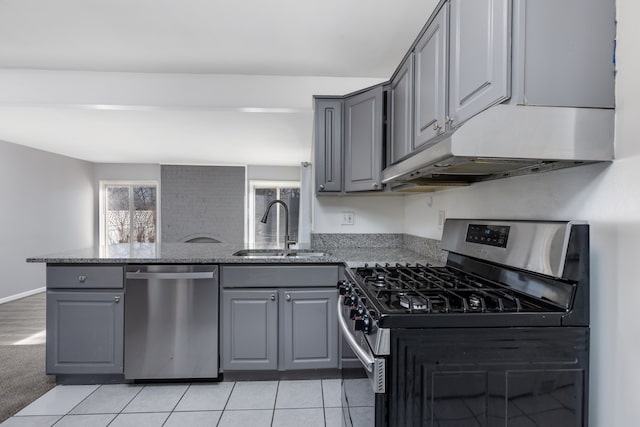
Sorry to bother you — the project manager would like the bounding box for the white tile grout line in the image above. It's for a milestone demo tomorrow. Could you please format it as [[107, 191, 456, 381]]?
[[320, 380, 327, 426], [216, 381, 236, 427], [270, 380, 280, 427]]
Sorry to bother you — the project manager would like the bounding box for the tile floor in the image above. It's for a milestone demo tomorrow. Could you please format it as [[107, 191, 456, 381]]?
[[1, 380, 343, 427]]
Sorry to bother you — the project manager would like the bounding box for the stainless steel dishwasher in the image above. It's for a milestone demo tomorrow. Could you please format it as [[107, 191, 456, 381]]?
[[124, 265, 219, 380]]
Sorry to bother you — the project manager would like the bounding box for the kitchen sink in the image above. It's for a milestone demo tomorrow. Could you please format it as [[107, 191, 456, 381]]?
[[232, 249, 327, 258]]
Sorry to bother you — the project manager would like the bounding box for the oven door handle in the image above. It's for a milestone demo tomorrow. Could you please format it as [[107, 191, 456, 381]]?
[[337, 298, 375, 373]]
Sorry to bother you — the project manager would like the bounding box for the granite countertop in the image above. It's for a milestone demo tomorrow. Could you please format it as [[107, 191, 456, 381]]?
[[27, 243, 444, 268]]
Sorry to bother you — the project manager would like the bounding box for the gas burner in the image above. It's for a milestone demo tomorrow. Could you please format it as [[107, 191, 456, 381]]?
[[468, 294, 483, 311], [399, 295, 428, 311], [371, 275, 387, 288]]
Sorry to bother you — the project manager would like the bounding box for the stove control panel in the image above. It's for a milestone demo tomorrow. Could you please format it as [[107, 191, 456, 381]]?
[[466, 224, 510, 248], [337, 279, 374, 334]]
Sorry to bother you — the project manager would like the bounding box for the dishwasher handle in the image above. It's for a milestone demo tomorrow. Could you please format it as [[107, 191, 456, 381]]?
[[126, 271, 215, 280]]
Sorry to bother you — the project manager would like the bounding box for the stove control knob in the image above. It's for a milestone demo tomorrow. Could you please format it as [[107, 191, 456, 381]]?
[[343, 296, 353, 306], [355, 316, 370, 333], [336, 280, 353, 295], [350, 307, 359, 319], [337, 280, 350, 294]]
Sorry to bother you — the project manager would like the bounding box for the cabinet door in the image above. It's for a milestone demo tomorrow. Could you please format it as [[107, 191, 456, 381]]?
[[390, 54, 414, 164], [314, 98, 343, 193], [46, 291, 124, 374], [281, 289, 338, 370], [221, 289, 278, 370], [414, 4, 448, 150], [344, 86, 384, 192], [448, 0, 511, 126]]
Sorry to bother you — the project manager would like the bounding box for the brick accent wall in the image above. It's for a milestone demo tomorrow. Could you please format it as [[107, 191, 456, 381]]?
[[161, 165, 245, 243]]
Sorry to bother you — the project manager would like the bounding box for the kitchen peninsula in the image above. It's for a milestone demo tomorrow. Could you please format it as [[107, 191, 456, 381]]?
[[28, 240, 443, 383]]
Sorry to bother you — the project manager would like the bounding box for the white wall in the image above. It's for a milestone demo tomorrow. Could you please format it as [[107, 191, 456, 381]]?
[[402, 1, 640, 424], [0, 140, 94, 302], [246, 165, 300, 181], [313, 195, 405, 233]]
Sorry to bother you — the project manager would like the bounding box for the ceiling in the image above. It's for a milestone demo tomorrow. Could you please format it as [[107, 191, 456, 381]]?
[[0, 0, 437, 165]]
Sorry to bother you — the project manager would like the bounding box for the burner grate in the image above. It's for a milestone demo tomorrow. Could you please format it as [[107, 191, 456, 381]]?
[[354, 263, 540, 314]]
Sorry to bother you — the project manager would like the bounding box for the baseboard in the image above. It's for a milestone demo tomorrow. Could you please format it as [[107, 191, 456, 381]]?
[[0, 287, 45, 305]]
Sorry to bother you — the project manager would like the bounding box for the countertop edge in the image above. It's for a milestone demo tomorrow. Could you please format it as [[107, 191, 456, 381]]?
[[27, 246, 445, 268]]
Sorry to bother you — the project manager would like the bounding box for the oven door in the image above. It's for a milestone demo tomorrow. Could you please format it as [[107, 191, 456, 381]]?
[[338, 299, 387, 426]]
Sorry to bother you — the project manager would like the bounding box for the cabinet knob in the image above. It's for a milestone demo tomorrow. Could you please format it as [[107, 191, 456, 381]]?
[[78, 275, 87, 283], [319, 184, 325, 191], [372, 183, 379, 189], [270, 293, 276, 301], [114, 296, 121, 303], [285, 294, 292, 302], [445, 116, 454, 125], [432, 122, 441, 131]]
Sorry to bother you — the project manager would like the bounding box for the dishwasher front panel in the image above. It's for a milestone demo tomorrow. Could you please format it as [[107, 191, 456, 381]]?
[[124, 265, 219, 380]]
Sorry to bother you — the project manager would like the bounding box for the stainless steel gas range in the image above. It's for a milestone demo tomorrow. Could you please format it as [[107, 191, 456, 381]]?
[[338, 219, 590, 427]]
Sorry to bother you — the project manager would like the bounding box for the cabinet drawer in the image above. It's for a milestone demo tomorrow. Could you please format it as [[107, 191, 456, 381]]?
[[47, 266, 124, 289], [221, 265, 339, 288]]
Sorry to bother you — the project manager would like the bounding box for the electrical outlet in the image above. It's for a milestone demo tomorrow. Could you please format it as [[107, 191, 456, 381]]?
[[438, 210, 446, 230], [342, 211, 354, 225]]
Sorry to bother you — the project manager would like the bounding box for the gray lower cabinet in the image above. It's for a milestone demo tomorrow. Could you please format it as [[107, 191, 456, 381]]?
[[344, 85, 384, 192], [221, 289, 278, 370], [46, 290, 124, 374], [281, 289, 338, 370], [221, 288, 338, 371]]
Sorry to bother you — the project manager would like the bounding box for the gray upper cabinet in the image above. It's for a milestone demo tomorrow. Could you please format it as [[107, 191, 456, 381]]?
[[390, 55, 414, 164], [511, 0, 615, 108], [414, 4, 448, 150], [46, 290, 124, 375], [344, 86, 384, 192], [448, 0, 511, 126], [314, 98, 343, 193], [281, 289, 338, 370]]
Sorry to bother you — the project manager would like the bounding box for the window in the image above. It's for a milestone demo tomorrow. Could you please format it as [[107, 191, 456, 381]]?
[[100, 182, 158, 254], [248, 181, 300, 248]]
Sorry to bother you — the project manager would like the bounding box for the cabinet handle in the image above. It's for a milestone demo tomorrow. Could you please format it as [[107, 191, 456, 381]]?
[[432, 122, 441, 131], [445, 116, 454, 125], [285, 294, 292, 302], [114, 296, 121, 303], [270, 293, 276, 301], [319, 184, 325, 191], [78, 275, 87, 283]]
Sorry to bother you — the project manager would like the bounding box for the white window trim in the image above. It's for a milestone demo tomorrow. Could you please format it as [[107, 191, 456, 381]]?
[[248, 180, 300, 247], [99, 180, 160, 248]]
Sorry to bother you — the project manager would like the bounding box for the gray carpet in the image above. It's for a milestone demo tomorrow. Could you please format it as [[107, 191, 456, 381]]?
[[0, 344, 55, 422], [0, 293, 53, 423]]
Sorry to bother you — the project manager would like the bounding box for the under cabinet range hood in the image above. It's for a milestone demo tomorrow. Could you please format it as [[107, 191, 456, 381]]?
[[382, 104, 614, 192]]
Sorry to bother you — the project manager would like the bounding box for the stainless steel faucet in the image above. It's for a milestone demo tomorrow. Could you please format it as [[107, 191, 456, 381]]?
[[260, 199, 296, 250]]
